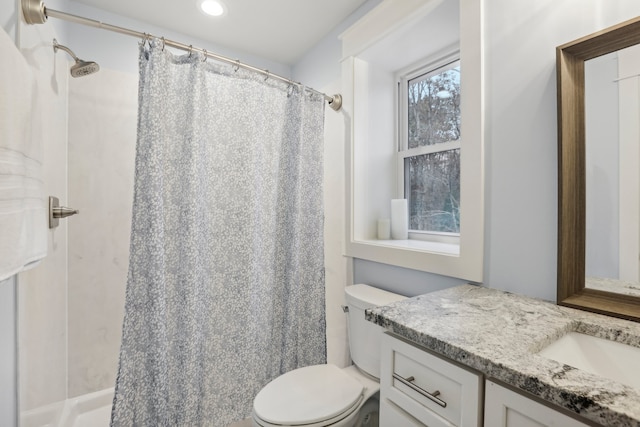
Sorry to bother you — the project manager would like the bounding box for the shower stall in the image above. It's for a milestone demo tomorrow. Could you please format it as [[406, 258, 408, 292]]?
[[13, 5, 142, 424], [19, 55, 139, 427]]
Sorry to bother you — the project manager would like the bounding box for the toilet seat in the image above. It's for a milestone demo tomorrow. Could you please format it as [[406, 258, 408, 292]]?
[[253, 364, 364, 426]]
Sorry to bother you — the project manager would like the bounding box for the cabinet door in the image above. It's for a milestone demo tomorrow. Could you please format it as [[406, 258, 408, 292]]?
[[380, 333, 482, 427], [484, 380, 588, 427], [380, 399, 426, 426]]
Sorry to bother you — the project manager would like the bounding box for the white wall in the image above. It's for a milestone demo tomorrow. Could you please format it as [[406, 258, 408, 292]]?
[[0, 277, 17, 427], [483, 0, 640, 300], [56, 0, 290, 76], [296, 0, 640, 302]]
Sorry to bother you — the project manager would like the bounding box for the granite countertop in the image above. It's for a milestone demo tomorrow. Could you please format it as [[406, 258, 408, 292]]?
[[366, 284, 640, 427]]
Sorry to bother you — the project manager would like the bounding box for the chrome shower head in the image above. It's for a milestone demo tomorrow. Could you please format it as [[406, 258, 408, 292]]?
[[70, 60, 100, 77], [53, 39, 99, 77]]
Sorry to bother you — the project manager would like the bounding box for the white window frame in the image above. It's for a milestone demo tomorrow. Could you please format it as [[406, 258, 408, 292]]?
[[341, 0, 484, 282], [397, 54, 461, 245]]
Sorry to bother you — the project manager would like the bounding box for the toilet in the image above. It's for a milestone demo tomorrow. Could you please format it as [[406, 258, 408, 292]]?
[[252, 284, 406, 427]]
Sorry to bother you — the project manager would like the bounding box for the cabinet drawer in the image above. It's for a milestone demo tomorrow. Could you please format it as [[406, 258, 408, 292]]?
[[380, 333, 482, 427]]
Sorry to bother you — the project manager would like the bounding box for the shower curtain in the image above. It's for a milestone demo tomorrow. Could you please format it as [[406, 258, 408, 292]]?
[[111, 39, 326, 426]]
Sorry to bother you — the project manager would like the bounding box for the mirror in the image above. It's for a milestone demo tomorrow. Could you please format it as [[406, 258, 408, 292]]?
[[584, 45, 640, 298], [557, 16, 640, 322]]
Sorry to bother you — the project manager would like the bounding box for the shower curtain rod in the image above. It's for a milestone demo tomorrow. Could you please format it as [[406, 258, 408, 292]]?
[[21, 0, 343, 111]]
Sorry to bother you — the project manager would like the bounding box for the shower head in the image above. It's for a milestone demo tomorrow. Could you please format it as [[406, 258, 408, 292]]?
[[53, 39, 99, 77], [70, 59, 100, 77]]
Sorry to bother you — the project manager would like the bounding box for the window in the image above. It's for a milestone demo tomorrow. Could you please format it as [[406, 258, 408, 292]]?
[[398, 59, 461, 240], [342, 0, 484, 281]]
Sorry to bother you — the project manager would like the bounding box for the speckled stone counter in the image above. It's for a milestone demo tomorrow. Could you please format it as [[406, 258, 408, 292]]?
[[366, 284, 640, 427]]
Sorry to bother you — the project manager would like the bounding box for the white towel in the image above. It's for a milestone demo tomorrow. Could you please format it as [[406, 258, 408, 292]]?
[[0, 27, 46, 281]]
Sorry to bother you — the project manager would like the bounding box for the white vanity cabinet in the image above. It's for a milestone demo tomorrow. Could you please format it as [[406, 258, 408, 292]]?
[[484, 380, 588, 427], [379, 333, 590, 427], [380, 333, 483, 426]]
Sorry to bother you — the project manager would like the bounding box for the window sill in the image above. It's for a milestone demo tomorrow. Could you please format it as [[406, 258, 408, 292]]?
[[345, 237, 481, 281], [360, 238, 460, 256]]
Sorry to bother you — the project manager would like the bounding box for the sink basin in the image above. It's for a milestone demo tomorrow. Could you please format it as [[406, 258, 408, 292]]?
[[538, 332, 640, 389]]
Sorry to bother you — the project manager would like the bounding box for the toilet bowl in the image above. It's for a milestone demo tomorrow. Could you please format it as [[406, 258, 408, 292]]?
[[252, 284, 406, 427]]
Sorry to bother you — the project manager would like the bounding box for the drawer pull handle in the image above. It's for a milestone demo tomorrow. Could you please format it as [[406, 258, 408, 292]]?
[[392, 373, 447, 408]]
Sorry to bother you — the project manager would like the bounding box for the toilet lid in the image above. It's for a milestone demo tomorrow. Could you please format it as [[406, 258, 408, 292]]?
[[253, 364, 364, 425]]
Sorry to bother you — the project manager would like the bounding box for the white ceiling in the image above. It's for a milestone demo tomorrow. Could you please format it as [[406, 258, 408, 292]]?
[[70, 0, 369, 65]]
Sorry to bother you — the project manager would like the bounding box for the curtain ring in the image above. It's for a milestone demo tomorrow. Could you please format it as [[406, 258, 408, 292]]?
[[188, 45, 193, 58], [202, 49, 207, 62], [264, 70, 270, 81], [139, 32, 149, 47], [233, 59, 240, 72], [161, 37, 165, 51]]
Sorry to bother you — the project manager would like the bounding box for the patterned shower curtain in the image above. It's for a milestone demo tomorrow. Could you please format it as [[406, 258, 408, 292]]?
[[111, 39, 327, 426]]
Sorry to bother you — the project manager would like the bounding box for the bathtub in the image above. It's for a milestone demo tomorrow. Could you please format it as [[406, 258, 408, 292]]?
[[21, 387, 113, 427]]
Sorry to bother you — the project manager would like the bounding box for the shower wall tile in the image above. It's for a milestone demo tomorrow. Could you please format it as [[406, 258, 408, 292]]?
[[67, 68, 137, 398], [17, 21, 70, 414]]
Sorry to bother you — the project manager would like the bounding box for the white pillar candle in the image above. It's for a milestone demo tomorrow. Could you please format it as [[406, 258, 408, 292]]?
[[377, 218, 391, 240], [391, 199, 408, 240]]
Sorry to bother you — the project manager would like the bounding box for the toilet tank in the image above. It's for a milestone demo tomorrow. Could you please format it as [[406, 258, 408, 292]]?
[[345, 284, 406, 379]]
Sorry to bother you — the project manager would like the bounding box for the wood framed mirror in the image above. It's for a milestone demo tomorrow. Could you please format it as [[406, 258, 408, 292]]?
[[557, 16, 640, 322]]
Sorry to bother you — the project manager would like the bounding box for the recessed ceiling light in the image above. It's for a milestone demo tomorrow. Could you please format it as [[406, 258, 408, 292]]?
[[199, 0, 226, 17]]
